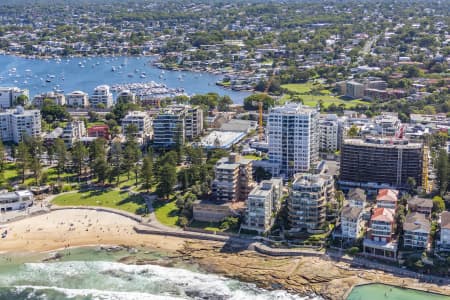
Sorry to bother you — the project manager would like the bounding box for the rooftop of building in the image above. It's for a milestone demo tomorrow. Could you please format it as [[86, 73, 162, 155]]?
[[342, 205, 363, 220], [376, 189, 399, 202], [348, 188, 366, 202], [404, 212, 430, 232], [371, 207, 395, 223], [269, 103, 318, 115], [407, 196, 433, 208], [67, 90, 87, 96], [292, 173, 332, 188], [441, 211, 450, 230], [200, 131, 245, 149], [343, 136, 422, 149]]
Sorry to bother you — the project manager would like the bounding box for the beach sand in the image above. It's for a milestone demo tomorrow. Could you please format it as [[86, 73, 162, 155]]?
[[0, 209, 185, 254], [2, 209, 450, 299]]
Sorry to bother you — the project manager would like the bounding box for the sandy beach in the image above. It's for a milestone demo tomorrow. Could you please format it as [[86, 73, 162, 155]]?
[[2, 209, 450, 299], [0, 209, 185, 254]]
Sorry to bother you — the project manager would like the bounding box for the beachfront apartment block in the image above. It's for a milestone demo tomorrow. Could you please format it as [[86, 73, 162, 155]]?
[[0, 87, 29, 108], [33, 91, 66, 107], [267, 103, 319, 178], [0, 190, 34, 212], [363, 207, 397, 260], [242, 178, 283, 233], [212, 153, 254, 203], [339, 137, 423, 191], [403, 212, 430, 249], [66, 90, 89, 107], [0, 106, 41, 143], [153, 105, 203, 148], [439, 212, 450, 252], [121, 111, 152, 139], [89, 85, 113, 108], [340, 205, 364, 239], [289, 173, 334, 233]]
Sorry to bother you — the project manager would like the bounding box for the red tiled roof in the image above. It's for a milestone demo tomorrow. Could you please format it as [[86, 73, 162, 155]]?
[[377, 189, 399, 202], [371, 207, 395, 223]]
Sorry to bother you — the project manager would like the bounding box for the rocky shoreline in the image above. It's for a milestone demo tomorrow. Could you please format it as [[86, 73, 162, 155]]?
[[168, 241, 450, 300]]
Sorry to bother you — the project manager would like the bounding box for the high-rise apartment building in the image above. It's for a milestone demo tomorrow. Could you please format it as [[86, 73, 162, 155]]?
[[0, 106, 41, 143], [289, 173, 334, 232], [267, 103, 319, 177], [340, 137, 423, 190], [90, 85, 113, 108], [212, 153, 254, 203], [242, 178, 283, 233], [33, 91, 66, 107], [153, 105, 203, 148], [66, 90, 89, 107], [121, 111, 152, 139], [0, 87, 29, 108], [318, 114, 339, 152]]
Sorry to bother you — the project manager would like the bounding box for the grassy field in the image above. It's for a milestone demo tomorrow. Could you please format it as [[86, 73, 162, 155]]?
[[189, 220, 222, 232], [52, 189, 147, 215], [280, 82, 371, 109], [243, 154, 262, 160], [281, 82, 316, 94], [153, 200, 179, 227]]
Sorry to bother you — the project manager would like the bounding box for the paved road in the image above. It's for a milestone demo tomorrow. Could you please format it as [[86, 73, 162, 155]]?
[[361, 35, 379, 55]]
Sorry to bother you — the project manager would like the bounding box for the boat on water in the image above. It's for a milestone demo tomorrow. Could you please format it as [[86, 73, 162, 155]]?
[[111, 66, 116, 72], [128, 73, 134, 78]]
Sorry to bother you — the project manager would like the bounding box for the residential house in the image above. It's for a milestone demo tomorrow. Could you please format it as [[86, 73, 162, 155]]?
[[407, 197, 433, 217], [403, 212, 430, 249], [376, 189, 399, 209], [341, 205, 364, 239]]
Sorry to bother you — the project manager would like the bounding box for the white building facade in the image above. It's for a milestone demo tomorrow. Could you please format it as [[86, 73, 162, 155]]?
[[66, 91, 89, 107], [90, 85, 113, 108], [0, 106, 41, 143], [268, 104, 319, 177], [121, 111, 152, 138], [0, 87, 29, 108], [318, 114, 339, 152], [242, 178, 283, 233]]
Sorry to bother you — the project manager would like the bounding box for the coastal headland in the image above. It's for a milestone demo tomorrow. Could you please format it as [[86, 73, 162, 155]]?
[[1, 209, 450, 300]]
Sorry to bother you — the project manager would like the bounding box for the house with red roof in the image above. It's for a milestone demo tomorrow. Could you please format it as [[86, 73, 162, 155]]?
[[363, 207, 398, 260], [87, 125, 110, 140], [376, 189, 399, 210]]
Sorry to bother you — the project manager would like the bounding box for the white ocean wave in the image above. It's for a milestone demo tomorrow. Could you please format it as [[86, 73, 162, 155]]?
[[2, 261, 322, 300]]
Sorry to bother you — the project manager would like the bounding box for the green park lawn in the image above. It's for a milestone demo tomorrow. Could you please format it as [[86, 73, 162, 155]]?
[[279, 93, 370, 109], [153, 200, 179, 227], [280, 82, 371, 109], [189, 220, 222, 232], [281, 82, 317, 94], [52, 189, 147, 215], [243, 154, 262, 160]]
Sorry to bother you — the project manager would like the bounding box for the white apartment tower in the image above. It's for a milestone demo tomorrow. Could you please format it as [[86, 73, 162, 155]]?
[[318, 114, 339, 152], [121, 111, 152, 138], [268, 103, 319, 177], [90, 85, 113, 108], [0, 106, 41, 143], [66, 90, 89, 107], [0, 87, 29, 108]]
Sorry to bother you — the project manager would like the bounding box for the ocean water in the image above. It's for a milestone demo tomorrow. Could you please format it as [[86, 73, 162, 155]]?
[[0, 248, 320, 300], [0, 55, 251, 104]]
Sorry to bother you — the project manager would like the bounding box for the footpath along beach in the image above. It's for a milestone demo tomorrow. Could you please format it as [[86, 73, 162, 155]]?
[[1, 208, 450, 299]]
